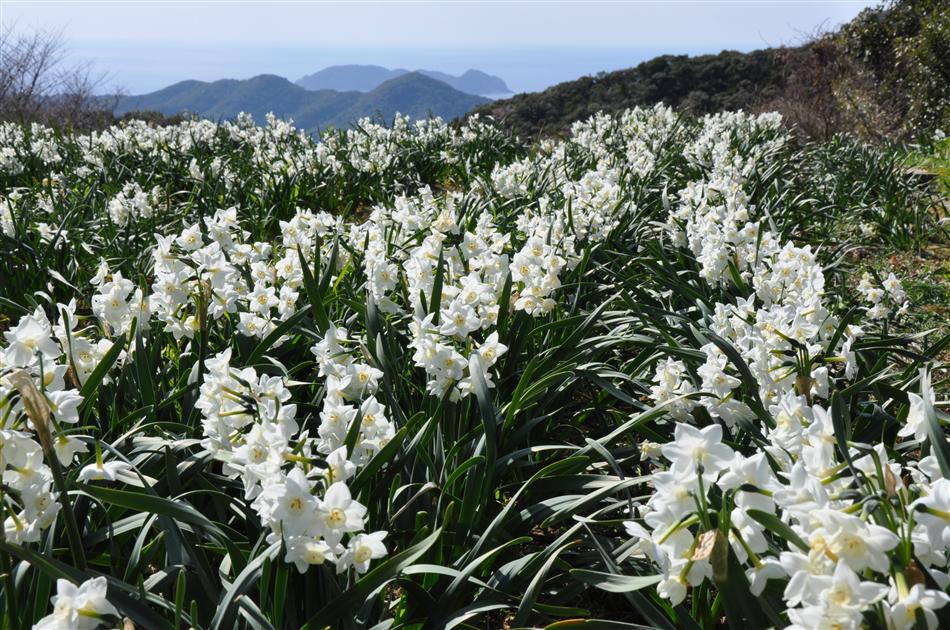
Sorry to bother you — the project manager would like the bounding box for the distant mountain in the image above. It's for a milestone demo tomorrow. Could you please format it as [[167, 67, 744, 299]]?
[[418, 70, 510, 97], [114, 72, 489, 132], [295, 65, 405, 93], [331, 72, 490, 125], [296, 65, 510, 96]]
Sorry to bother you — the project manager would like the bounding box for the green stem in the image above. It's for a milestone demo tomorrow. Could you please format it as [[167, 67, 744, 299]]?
[[0, 493, 19, 629], [46, 452, 87, 571]]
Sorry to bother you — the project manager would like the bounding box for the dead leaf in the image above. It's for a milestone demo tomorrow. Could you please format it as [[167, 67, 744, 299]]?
[[9, 370, 53, 453]]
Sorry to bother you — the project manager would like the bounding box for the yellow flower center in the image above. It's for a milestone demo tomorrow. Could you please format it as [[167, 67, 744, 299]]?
[[327, 508, 346, 527], [354, 545, 372, 564]]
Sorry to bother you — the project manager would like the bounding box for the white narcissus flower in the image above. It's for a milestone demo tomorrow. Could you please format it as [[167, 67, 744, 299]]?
[[3, 314, 60, 366], [650, 357, 697, 421], [318, 482, 366, 547], [53, 435, 89, 466], [176, 223, 202, 251], [697, 348, 740, 400], [656, 574, 687, 606], [899, 370, 937, 444], [661, 423, 734, 479], [38, 363, 69, 392], [46, 389, 83, 424], [260, 467, 318, 537], [322, 447, 357, 485], [717, 451, 778, 513], [21, 483, 61, 529], [912, 478, 950, 547], [780, 550, 835, 609], [343, 531, 388, 574], [886, 582, 950, 630], [814, 509, 899, 573], [622, 520, 661, 564], [474, 331, 507, 369], [3, 448, 48, 489], [746, 557, 785, 596], [77, 459, 133, 483], [346, 363, 383, 398], [285, 536, 337, 574], [247, 283, 278, 315], [810, 561, 888, 612], [439, 301, 480, 339], [786, 603, 862, 630], [358, 396, 388, 440], [34, 576, 119, 630], [899, 391, 929, 443], [644, 466, 704, 528]]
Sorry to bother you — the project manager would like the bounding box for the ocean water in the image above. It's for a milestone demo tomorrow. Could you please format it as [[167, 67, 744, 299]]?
[[77, 43, 759, 96]]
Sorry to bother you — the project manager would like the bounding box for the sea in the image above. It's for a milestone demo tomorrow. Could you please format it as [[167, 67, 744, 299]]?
[[78, 43, 760, 97]]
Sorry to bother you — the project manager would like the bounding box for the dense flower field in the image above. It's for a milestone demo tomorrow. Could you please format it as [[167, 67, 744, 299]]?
[[0, 108, 947, 629]]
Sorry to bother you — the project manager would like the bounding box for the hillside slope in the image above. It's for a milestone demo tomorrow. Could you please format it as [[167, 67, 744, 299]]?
[[115, 73, 488, 132], [470, 50, 781, 140], [470, 0, 950, 141]]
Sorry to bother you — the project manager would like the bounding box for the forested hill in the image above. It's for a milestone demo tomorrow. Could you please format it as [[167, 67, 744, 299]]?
[[470, 0, 950, 141], [470, 50, 781, 140]]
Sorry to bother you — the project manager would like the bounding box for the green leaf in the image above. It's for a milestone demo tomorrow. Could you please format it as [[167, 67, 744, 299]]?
[[746, 509, 807, 551], [470, 355, 498, 497], [443, 455, 485, 493], [569, 570, 662, 593], [429, 248, 446, 324], [135, 321, 156, 408], [465, 457, 589, 563], [79, 484, 224, 537], [513, 541, 578, 626], [350, 427, 406, 494], [920, 369, 950, 478], [245, 303, 313, 366], [79, 333, 126, 404], [546, 621, 659, 630], [210, 542, 280, 630], [435, 537, 530, 617], [830, 392, 860, 479], [301, 527, 442, 628], [319, 235, 339, 296], [0, 540, 173, 629], [701, 328, 773, 429], [297, 245, 330, 334]]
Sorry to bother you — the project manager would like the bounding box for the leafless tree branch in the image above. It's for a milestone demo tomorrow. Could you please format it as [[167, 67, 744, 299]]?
[[0, 22, 119, 129]]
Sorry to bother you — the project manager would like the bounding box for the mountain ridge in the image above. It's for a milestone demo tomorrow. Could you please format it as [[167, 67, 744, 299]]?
[[114, 72, 489, 132], [295, 64, 510, 96], [468, 50, 782, 140]]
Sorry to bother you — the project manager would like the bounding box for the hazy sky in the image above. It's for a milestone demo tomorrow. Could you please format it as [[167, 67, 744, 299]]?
[[1, 1, 880, 93]]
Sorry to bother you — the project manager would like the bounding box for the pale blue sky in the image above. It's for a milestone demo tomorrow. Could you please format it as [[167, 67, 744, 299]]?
[[1, 1, 880, 93]]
